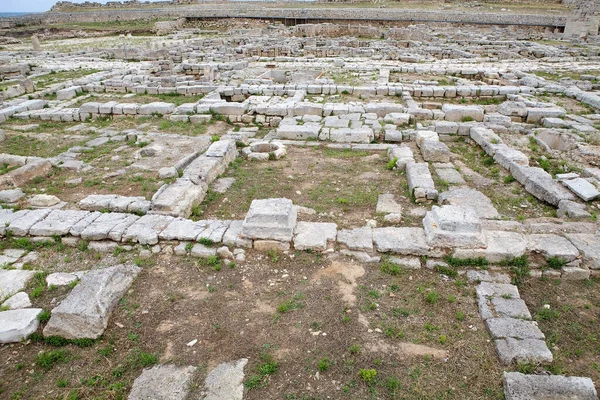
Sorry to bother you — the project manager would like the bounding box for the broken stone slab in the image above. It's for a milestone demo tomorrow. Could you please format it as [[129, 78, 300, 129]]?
[[557, 200, 591, 219], [159, 218, 207, 241], [470, 126, 503, 155], [128, 364, 197, 400], [46, 272, 78, 287], [190, 243, 217, 258], [423, 205, 486, 249], [204, 139, 237, 164], [0, 189, 25, 203], [0, 253, 19, 267], [495, 339, 554, 366], [0, 308, 43, 343], [1, 292, 32, 310], [212, 177, 235, 194], [372, 227, 430, 256], [563, 178, 600, 201], [254, 240, 290, 252], [503, 372, 597, 400], [80, 213, 140, 242], [565, 234, 600, 269], [0, 209, 27, 236], [510, 164, 574, 207], [493, 145, 529, 170], [486, 318, 545, 340], [337, 227, 373, 251], [453, 230, 526, 263], [438, 187, 499, 219], [222, 220, 252, 248], [69, 211, 102, 237], [340, 249, 380, 263], [27, 194, 63, 209], [466, 270, 510, 284], [415, 130, 439, 146], [435, 167, 465, 185], [8, 209, 52, 236], [388, 145, 414, 171], [490, 297, 532, 320], [197, 220, 231, 243], [201, 359, 248, 400], [561, 266, 590, 280], [420, 140, 451, 163], [122, 214, 174, 245], [241, 198, 297, 242], [476, 282, 520, 300], [388, 256, 421, 269], [1, 159, 52, 187], [376, 194, 402, 214], [79, 194, 120, 211], [43, 264, 141, 339], [29, 210, 90, 236], [151, 179, 207, 218], [406, 162, 437, 202], [527, 234, 580, 262], [79, 194, 148, 213], [0, 269, 36, 298], [293, 221, 337, 251]]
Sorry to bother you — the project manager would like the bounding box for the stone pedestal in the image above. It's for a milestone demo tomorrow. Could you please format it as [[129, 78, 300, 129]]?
[[241, 198, 297, 242], [423, 205, 486, 248]]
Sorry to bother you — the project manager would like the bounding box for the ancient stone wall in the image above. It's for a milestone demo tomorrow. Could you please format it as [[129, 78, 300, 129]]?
[[11, 7, 567, 28], [50, 1, 174, 12]]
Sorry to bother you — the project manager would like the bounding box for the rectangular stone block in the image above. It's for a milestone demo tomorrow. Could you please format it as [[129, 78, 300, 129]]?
[[503, 372, 597, 400], [373, 227, 430, 255], [43, 265, 141, 339], [241, 198, 296, 242], [293, 222, 337, 251]]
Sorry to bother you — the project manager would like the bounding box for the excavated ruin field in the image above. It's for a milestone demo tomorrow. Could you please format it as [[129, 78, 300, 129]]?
[[1, 4, 600, 400]]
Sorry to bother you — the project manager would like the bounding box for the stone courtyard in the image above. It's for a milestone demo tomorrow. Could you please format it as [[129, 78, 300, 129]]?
[[0, 0, 600, 398]]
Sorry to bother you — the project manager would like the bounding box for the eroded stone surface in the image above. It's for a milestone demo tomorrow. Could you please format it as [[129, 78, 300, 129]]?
[[44, 265, 141, 339], [128, 365, 197, 400], [201, 358, 248, 400], [503, 372, 597, 400]]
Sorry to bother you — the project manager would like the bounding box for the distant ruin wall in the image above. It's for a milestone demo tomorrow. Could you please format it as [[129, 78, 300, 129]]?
[[50, 1, 174, 12], [9, 7, 567, 28]]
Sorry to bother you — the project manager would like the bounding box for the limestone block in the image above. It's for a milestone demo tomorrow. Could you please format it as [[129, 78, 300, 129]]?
[[0, 309, 43, 343], [503, 372, 596, 400], [29, 210, 90, 236], [563, 178, 600, 201], [241, 198, 297, 241], [43, 265, 141, 339], [527, 234, 580, 262], [453, 230, 526, 263], [337, 227, 373, 251], [372, 227, 430, 255], [442, 104, 484, 122], [423, 205, 486, 248], [129, 365, 197, 400], [420, 140, 451, 163], [293, 222, 337, 251]]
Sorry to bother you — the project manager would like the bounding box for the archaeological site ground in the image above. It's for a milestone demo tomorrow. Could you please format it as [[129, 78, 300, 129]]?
[[0, 0, 599, 398]]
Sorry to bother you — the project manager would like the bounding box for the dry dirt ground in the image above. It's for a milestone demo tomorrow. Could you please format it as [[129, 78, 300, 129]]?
[[1, 241, 599, 400]]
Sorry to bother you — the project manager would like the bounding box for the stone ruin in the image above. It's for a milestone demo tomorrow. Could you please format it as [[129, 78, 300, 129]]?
[[0, 4, 599, 399]]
